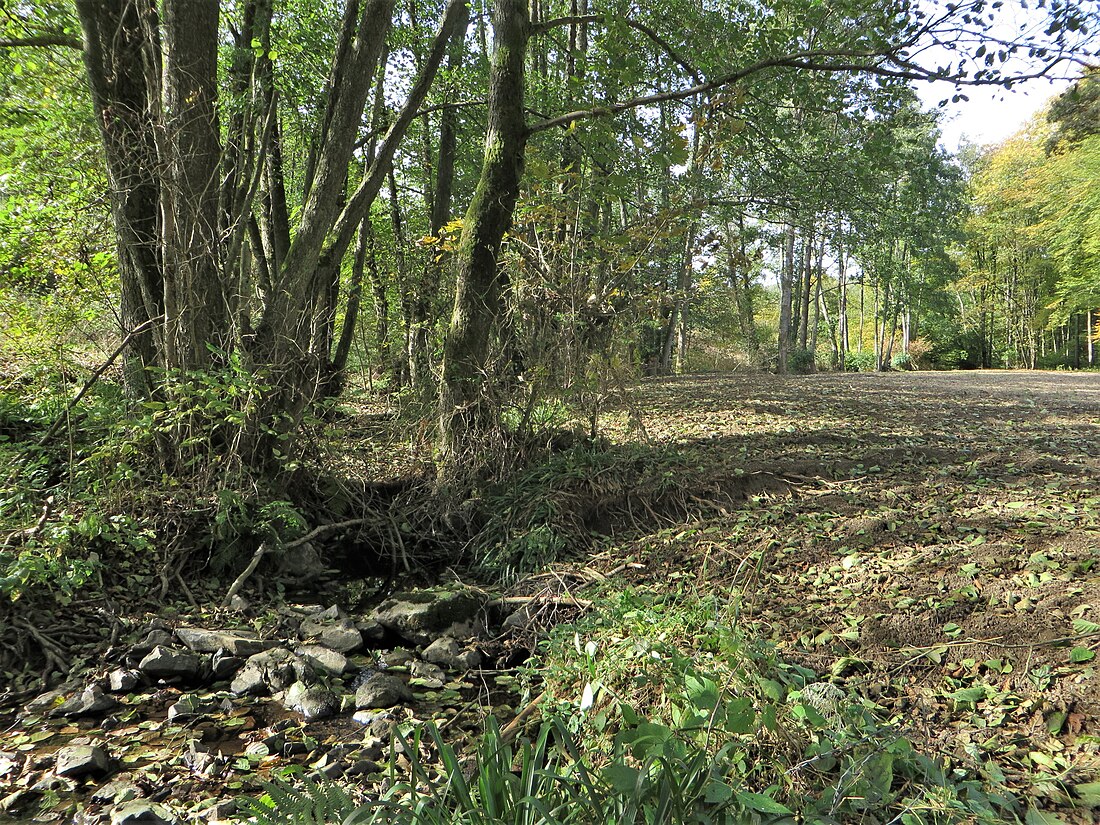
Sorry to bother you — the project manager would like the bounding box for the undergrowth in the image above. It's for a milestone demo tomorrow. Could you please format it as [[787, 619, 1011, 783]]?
[[238, 591, 1023, 825]]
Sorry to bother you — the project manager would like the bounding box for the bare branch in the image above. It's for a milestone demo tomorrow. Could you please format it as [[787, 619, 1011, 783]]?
[[0, 34, 82, 50]]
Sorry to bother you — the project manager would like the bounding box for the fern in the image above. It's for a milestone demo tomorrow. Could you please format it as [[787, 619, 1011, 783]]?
[[236, 768, 358, 825]]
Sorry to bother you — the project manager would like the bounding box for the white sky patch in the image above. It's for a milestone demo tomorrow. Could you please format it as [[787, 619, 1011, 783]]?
[[917, 76, 1072, 152]]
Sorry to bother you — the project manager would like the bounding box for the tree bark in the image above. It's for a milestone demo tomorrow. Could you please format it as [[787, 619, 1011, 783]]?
[[75, 0, 163, 396], [777, 222, 795, 374], [162, 0, 226, 370], [438, 0, 529, 470]]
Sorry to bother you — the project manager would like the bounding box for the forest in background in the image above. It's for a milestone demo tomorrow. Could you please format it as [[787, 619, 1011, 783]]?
[[1, 1, 1100, 822]]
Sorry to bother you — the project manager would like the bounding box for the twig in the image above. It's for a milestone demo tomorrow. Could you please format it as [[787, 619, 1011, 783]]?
[[222, 541, 269, 606], [500, 690, 547, 744], [37, 317, 161, 447], [282, 518, 370, 551], [488, 595, 594, 609]]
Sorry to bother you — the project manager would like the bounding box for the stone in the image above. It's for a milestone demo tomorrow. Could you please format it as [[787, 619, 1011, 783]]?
[[275, 542, 324, 580], [138, 646, 202, 680], [53, 685, 119, 718], [197, 799, 236, 820], [344, 759, 380, 778], [90, 778, 143, 804], [351, 714, 396, 741], [283, 681, 338, 721], [55, 745, 112, 779], [408, 660, 445, 688], [354, 673, 412, 710], [109, 801, 177, 825], [295, 644, 349, 675], [175, 628, 273, 657], [299, 615, 362, 653], [380, 649, 415, 668], [421, 637, 482, 671], [211, 652, 243, 680], [370, 586, 483, 645], [230, 648, 302, 696], [131, 630, 173, 657], [228, 594, 250, 612], [108, 670, 140, 692], [166, 694, 213, 721], [355, 618, 387, 645]]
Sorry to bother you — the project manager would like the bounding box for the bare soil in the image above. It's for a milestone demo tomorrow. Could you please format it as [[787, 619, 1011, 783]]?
[[590, 370, 1100, 815]]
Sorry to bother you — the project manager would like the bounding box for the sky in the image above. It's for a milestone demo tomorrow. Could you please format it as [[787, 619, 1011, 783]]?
[[918, 76, 1073, 153]]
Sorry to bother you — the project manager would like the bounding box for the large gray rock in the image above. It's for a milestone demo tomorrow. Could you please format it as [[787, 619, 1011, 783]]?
[[283, 681, 339, 721], [109, 801, 177, 825], [108, 670, 140, 692], [295, 644, 349, 675], [370, 587, 483, 645], [52, 685, 119, 718], [421, 637, 482, 671], [299, 612, 362, 653], [138, 646, 202, 680], [354, 673, 412, 709], [55, 745, 111, 779], [230, 648, 304, 696], [175, 628, 273, 657]]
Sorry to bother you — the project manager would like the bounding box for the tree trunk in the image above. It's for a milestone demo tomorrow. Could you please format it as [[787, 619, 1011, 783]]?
[[438, 0, 529, 470], [777, 223, 795, 374], [75, 0, 163, 396], [162, 0, 227, 370]]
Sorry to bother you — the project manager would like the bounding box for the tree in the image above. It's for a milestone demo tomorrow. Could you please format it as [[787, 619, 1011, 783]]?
[[71, 0, 468, 470], [438, 0, 1098, 464]]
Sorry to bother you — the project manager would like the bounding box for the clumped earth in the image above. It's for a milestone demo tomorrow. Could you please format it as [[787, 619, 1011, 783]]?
[[595, 371, 1100, 816], [1, 370, 1099, 823]]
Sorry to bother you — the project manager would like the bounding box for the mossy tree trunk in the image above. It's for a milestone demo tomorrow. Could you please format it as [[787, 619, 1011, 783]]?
[[438, 0, 529, 473]]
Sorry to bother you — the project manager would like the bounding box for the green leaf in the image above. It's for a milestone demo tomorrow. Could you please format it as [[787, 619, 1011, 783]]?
[[1069, 647, 1095, 663], [948, 686, 987, 703], [737, 791, 792, 814], [603, 762, 641, 794]]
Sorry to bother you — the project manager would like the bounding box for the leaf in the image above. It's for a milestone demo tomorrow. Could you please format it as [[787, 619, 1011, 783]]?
[[1069, 647, 1095, 663], [949, 685, 987, 703], [580, 683, 594, 711], [1073, 781, 1100, 806], [1072, 618, 1100, 635], [736, 791, 792, 814], [1025, 808, 1068, 824], [603, 762, 641, 794]]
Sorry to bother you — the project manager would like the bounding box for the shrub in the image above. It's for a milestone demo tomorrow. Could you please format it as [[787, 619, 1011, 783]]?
[[890, 352, 913, 371], [787, 348, 815, 374], [843, 350, 876, 372]]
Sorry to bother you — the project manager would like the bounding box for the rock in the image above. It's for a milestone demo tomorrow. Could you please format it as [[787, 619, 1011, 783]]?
[[283, 681, 338, 721], [299, 614, 362, 653], [275, 541, 324, 580], [354, 673, 412, 709], [230, 648, 303, 696], [421, 637, 481, 671], [138, 646, 202, 680], [109, 800, 177, 825], [52, 685, 119, 718], [380, 649, 415, 668], [370, 586, 483, 645], [166, 694, 213, 721], [108, 670, 140, 692], [211, 652, 243, 680], [131, 630, 173, 657], [91, 778, 143, 804], [175, 628, 273, 657], [408, 660, 445, 688], [355, 619, 387, 645], [26, 689, 67, 713], [55, 745, 112, 779], [295, 644, 349, 675]]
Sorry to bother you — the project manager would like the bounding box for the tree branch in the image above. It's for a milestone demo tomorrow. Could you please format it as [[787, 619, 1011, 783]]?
[[0, 34, 82, 50]]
